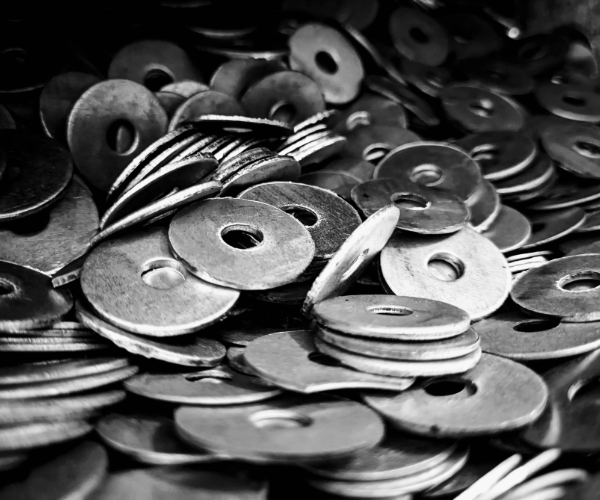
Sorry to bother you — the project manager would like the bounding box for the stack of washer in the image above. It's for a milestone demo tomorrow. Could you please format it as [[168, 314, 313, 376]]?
[[310, 295, 482, 378]]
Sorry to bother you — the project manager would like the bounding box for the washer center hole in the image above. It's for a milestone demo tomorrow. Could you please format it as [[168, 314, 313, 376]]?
[[519, 43, 548, 61], [341, 248, 370, 281], [184, 371, 233, 383], [428, 253, 465, 282], [364, 144, 392, 163], [221, 224, 264, 250], [141, 258, 187, 290], [0, 47, 27, 70], [308, 351, 342, 367], [469, 98, 495, 118], [409, 27, 430, 44], [513, 318, 560, 332], [391, 192, 430, 210], [346, 111, 371, 131], [562, 92, 586, 107], [0, 278, 16, 297], [367, 305, 413, 316], [269, 102, 297, 125], [4, 211, 50, 236], [424, 379, 477, 397], [568, 377, 600, 402], [315, 51, 338, 74], [250, 409, 313, 429], [573, 140, 600, 159], [558, 271, 600, 292], [410, 164, 444, 186], [144, 68, 175, 91], [107, 119, 138, 155], [470, 144, 498, 166], [281, 206, 319, 227]]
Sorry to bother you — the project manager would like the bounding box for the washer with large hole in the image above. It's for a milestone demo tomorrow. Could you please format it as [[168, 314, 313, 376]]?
[[242, 71, 326, 126], [316, 324, 480, 361], [108, 40, 202, 90], [175, 393, 385, 463], [540, 121, 600, 179], [312, 295, 470, 339], [475, 311, 600, 360], [388, 8, 449, 66], [169, 198, 315, 290], [511, 254, 600, 322], [289, 23, 363, 104], [363, 353, 548, 437], [168, 91, 244, 131], [239, 181, 361, 262], [455, 131, 537, 181], [315, 335, 481, 377], [81, 227, 239, 336], [353, 177, 469, 235], [375, 142, 481, 202], [520, 207, 585, 250], [244, 331, 414, 393], [0, 178, 98, 275], [536, 83, 600, 123], [124, 366, 282, 405], [481, 206, 532, 253], [67, 79, 167, 191], [302, 205, 399, 316], [0, 131, 73, 221], [380, 227, 510, 321], [76, 301, 226, 367], [440, 86, 526, 133]]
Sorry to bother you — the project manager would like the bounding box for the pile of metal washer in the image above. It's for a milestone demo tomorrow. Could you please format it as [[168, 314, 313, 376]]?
[[1, 0, 600, 498]]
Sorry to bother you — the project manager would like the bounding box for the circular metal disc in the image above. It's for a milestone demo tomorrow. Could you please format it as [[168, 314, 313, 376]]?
[[169, 198, 315, 290], [175, 393, 385, 462], [302, 205, 399, 315], [239, 181, 361, 260], [321, 157, 375, 182], [520, 208, 586, 250], [455, 132, 537, 181], [67, 79, 168, 191], [332, 94, 408, 133], [440, 86, 526, 133], [375, 142, 481, 202], [315, 336, 481, 377], [482, 206, 532, 253], [540, 121, 600, 179], [342, 125, 420, 163], [467, 179, 501, 233], [81, 227, 239, 336], [312, 295, 470, 339], [155, 90, 186, 117], [353, 178, 469, 235], [303, 433, 457, 481], [389, 8, 449, 66], [76, 301, 226, 367], [242, 71, 326, 127], [0, 131, 73, 221], [101, 154, 217, 229], [0, 262, 72, 331], [363, 353, 548, 437], [289, 22, 364, 104], [511, 254, 600, 322], [493, 153, 555, 195], [244, 330, 415, 393], [300, 171, 361, 200], [168, 90, 244, 131], [536, 83, 600, 122], [96, 413, 226, 465], [108, 39, 202, 87], [0, 179, 98, 275], [124, 367, 282, 405], [39, 72, 101, 143], [210, 58, 286, 100], [316, 325, 480, 361], [476, 311, 600, 360], [0, 421, 92, 452], [380, 228, 511, 321]]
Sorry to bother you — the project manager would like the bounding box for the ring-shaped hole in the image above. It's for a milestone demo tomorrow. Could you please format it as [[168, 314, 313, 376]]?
[[184, 371, 233, 383], [364, 144, 393, 163], [424, 379, 477, 397], [410, 163, 444, 186], [557, 271, 600, 293], [391, 192, 430, 210], [469, 98, 495, 118], [0, 278, 16, 297], [281, 205, 319, 227], [315, 51, 338, 75], [308, 351, 342, 367], [568, 377, 600, 402], [470, 143, 498, 165], [367, 305, 413, 316], [5, 211, 50, 236], [512, 318, 561, 332], [409, 26, 430, 44], [572, 140, 600, 159], [269, 102, 297, 125], [428, 253, 465, 282], [346, 111, 371, 131], [250, 409, 313, 429], [221, 224, 264, 250], [106, 119, 139, 155], [519, 42, 548, 61], [562, 92, 586, 107], [141, 258, 187, 290], [144, 68, 175, 91]]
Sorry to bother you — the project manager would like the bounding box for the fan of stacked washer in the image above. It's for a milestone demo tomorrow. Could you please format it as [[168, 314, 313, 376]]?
[[310, 295, 481, 378]]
